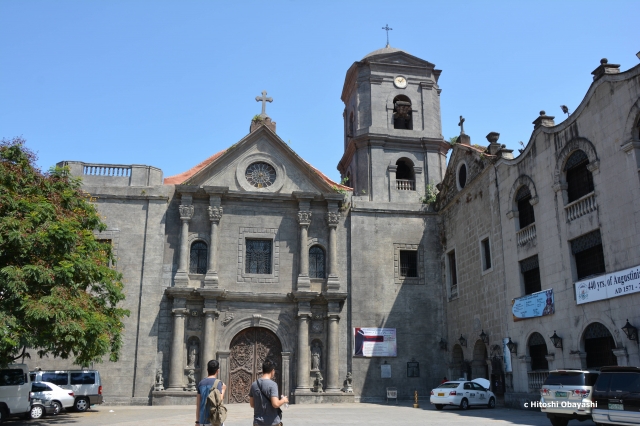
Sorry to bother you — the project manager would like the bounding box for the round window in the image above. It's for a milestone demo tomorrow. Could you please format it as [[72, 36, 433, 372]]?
[[245, 162, 276, 188], [458, 164, 467, 189]]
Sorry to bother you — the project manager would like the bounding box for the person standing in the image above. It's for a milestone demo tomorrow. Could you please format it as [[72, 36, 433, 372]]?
[[249, 360, 288, 426], [196, 359, 226, 426]]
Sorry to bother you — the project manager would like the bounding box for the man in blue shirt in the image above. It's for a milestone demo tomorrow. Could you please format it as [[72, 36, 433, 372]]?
[[196, 359, 226, 426]]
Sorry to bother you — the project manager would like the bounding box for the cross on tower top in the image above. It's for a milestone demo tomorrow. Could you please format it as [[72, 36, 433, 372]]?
[[382, 24, 393, 47], [458, 115, 466, 134], [255, 90, 273, 118]]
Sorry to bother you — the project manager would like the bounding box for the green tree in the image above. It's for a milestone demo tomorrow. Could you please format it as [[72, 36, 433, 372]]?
[[0, 137, 129, 367]]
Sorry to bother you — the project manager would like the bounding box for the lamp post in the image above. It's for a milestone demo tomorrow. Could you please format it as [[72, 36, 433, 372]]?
[[550, 331, 563, 350], [480, 329, 489, 345], [458, 334, 467, 348], [622, 319, 638, 342], [506, 337, 517, 355]]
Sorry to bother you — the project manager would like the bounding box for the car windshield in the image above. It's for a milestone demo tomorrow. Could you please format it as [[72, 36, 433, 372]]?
[[437, 383, 460, 389], [544, 372, 585, 386]]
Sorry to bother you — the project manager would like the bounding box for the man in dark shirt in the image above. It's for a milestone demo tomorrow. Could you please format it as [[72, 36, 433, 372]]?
[[196, 359, 226, 426], [249, 360, 288, 426]]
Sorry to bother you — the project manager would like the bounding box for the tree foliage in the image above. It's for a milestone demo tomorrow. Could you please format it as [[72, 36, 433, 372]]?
[[0, 137, 129, 367]]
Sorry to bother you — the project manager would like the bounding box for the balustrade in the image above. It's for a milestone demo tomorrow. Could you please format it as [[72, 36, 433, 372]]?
[[396, 179, 415, 191], [565, 192, 597, 222], [516, 223, 537, 246], [528, 371, 549, 391], [82, 164, 131, 177]]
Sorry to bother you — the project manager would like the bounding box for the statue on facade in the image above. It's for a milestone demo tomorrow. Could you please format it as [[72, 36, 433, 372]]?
[[312, 371, 324, 393], [311, 342, 321, 370], [154, 367, 164, 391], [187, 339, 199, 368], [342, 372, 353, 393], [184, 369, 197, 391]]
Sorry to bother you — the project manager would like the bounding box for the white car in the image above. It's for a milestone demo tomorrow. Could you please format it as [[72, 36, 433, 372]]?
[[30, 381, 75, 415], [430, 378, 496, 410]]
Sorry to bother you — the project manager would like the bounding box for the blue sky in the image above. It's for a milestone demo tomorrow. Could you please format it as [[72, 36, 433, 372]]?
[[1, 1, 638, 182]]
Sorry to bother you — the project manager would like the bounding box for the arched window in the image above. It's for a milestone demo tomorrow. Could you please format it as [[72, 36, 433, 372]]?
[[395, 158, 415, 191], [309, 246, 325, 279], [583, 322, 617, 368], [516, 186, 535, 228], [528, 333, 549, 371], [564, 150, 594, 203], [189, 241, 208, 274], [393, 95, 412, 130]]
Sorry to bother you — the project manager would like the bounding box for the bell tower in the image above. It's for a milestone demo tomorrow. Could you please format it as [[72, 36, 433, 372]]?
[[337, 46, 450, 203]]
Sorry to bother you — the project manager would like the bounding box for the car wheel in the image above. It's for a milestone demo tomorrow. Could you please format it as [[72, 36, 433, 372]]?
[[435, 404, 444, 410], [51, 400, 62, 415], [0, 405, 7, 424], [487, 397, 496, 409], [30, 404, 45, 419], [459, 398, 469, 410], [74, 397, 89, 412], [549, 416, 569, 426]]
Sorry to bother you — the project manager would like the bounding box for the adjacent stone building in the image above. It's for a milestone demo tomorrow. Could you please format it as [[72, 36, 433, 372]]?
[[39, 47, 640, 407]]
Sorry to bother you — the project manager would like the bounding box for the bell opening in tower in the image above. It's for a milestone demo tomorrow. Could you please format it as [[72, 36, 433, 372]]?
[[393, 95, 413, 130]]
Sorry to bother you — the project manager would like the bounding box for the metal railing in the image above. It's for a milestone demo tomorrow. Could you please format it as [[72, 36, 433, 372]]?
[[528, 371, 549, 391], [565, 192, 597, 222], [83, 164, 131, 177], [396, 179, 415, 191], [516, 223, 537, 246]]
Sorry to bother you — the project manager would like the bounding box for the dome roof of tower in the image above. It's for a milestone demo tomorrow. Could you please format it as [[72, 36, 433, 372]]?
[[362, 45, 409, 59]]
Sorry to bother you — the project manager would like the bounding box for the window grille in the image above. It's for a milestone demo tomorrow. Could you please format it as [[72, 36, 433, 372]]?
[[189, 242, 208, 274], [528, 332, 549, 371], [571, 231, 605, 280], [482, 238, 491, 270], [584, 323, 617, 368], [400, 250, 418, 277], [245, 239, 272, 274], [309, 246, 325, 279], [448, 251, 457, 286], [520, 255, 541, 295], [565, 150, 594, 202], [516, 186, 535, 228]]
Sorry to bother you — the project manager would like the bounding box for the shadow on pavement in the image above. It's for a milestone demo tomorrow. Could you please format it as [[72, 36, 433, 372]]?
[[4, 409, 96, 425]]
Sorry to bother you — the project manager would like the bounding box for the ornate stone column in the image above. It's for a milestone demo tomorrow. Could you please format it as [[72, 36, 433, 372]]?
[[281, 352, 291, 398], [217, 350, 230, 403], [168, 307, 188, 390], [175, 200, 194, 287], [295, 304, 311, 391], [296, 209, 312, 289], [205, 205, 222, 287], [201, 308, 218, 381], [326, 206, 341, 291], [326, 303, 340, 391]]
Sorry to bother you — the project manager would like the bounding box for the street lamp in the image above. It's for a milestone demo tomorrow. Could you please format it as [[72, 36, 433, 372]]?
[[479, 329, 489, 345], [622, 319, 638, 342], [549, 331, 563, 349], [506, 337, 517, 355], [439, 338, 447, 351], [459, 334, 467, 347]]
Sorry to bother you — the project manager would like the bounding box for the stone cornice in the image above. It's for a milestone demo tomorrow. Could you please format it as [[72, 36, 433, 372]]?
[[202, 186, 229, 195]]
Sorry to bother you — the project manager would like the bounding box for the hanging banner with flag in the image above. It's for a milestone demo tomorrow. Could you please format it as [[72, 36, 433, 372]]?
[[353, 328, 397, 357]]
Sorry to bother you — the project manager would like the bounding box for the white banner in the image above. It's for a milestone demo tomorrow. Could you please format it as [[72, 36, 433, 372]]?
[[353, 328, 397, 357], [575, 265, 640, 305]]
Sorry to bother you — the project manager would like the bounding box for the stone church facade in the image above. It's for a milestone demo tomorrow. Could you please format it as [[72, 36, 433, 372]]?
[[41, 47, 640, 407]]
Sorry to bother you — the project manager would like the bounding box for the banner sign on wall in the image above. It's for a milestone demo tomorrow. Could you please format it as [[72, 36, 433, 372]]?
[[575, 265, 640, 305], [353, 328, 397, 357], [511, 289, 554, 321]]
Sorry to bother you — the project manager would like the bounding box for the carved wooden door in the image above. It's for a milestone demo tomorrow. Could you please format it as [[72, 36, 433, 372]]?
[[229, 327, 282, 403]]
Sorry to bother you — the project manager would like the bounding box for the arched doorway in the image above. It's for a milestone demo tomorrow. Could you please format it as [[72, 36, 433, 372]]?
[[451, 344, 463, 379], [583, 322, 617, 369], [228, 327, 282, 403], [472, 340, 488, 380]]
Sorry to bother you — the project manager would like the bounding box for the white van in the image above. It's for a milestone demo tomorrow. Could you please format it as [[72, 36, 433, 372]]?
[[0, 364, 31, 422], [30, 370, 102, 412]]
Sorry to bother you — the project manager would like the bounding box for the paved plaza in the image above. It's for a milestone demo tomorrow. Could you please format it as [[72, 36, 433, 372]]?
[[6, 403, 597, 426]]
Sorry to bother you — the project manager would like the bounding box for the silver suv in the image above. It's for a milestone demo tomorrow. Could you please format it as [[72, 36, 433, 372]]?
[[540, 369, 599, 426]]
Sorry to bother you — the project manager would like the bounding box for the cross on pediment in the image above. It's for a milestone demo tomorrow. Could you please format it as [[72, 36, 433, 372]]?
[[458, 116, 465, 134], [255, 90, 273, 118]]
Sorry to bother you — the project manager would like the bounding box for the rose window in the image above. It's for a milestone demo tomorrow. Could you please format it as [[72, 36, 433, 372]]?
[[245, 162, 276, 188]]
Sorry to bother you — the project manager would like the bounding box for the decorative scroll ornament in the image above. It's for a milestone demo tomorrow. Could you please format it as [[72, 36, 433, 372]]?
[[179, 204, 194, 221], [222, 311, 234, 326], [326, 211, 340, 226], [208, 206, 223, 223], [297, 210, 312, 226]]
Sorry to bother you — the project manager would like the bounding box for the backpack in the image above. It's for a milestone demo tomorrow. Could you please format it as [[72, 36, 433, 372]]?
[[207, 379, 227, 426]]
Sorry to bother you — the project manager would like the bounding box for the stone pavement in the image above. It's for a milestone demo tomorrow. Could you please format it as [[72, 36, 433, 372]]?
[[6, 402, 598, 426]]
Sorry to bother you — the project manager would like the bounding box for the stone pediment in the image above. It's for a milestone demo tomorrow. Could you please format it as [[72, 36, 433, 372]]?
[[164, 126, 349, 196], [368, 52, 435, 68], [435, 144, 489, 210]]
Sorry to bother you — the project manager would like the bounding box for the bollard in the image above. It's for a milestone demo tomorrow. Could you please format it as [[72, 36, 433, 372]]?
[[413, 390, 419, 408]]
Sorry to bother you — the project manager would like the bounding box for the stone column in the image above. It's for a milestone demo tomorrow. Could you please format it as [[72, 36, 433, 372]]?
[[217, 351, 230, 403], [168, 308, 188, 390], [281, 352, 291, 398], [296, 313, 311, 391], [201, 308, 218, 381], [175, 203, 194, 287], [326, 210, 341, 291], [326, 312, 340, 391], [613, 348, 629, 366], [296, 210, 312, 289], [204, 205, 223, 287]]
